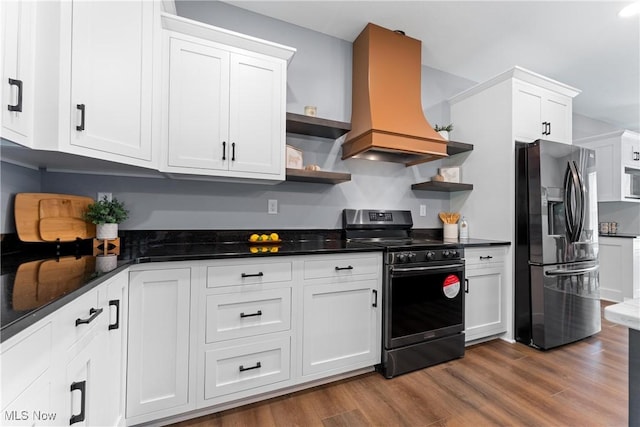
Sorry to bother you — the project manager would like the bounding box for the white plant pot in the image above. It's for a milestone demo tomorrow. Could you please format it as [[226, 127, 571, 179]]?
[[96, 223, 118, 240], [96, 254, 118, 273], [438, 130, 450, 141]]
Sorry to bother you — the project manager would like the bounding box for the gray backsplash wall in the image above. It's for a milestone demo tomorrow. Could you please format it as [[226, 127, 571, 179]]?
[[0, 162, 42, 233], [599, 203, 640, 235]]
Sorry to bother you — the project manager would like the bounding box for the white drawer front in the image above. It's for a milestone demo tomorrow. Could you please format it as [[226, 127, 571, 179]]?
[[204, 337, 290, 399], [54, 287, 103, 350], [465, 247, 506, 266], [206, 262, 292, 288], [206, 288, 291, 343], [303, 255, 379, 280]]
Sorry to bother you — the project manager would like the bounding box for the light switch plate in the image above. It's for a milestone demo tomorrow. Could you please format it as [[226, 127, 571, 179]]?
[[97, 192, 112, 202], [419, 204, 427, 216], [268, 199, 278, 214]]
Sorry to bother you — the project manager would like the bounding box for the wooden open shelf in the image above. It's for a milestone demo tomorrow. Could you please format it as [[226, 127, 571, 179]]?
[[286, 113, 351, 139], [285, 168, 351, 184], [411, 181, 474, 192], [446, 140, 474, 156]]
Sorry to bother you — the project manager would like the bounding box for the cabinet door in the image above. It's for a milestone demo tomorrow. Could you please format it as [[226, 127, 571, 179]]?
[[104, 277, 128, 427], [622, 137, 640, 169], [228, 53, 284, 176], [464, 265, 505, 342], [69, 0, 153, 162], [1, 0, 34, 147], [127, 268, 191, 419], [513, 83, 543, 143], [65, 327, 110, 427], [542, 92, 572, 144], [166, 38, 230, 172], [302, 280, 380, 376]]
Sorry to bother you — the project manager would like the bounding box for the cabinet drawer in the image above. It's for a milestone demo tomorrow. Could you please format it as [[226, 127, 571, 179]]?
[[206, 288, 291, 343], [204, 337, 290, 399], [206, 262, 292, 288], [1, 323, 52, 410], [54, 287, 104, 350], [465, 248, 506, 266], [303, 255, 379, 280]]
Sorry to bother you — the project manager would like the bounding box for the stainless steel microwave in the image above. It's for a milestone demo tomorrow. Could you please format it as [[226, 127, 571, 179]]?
[[625, 168, 640, 199]]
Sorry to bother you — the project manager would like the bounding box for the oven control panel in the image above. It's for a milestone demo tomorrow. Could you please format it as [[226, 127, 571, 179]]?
[[389, 248, 463, 264]]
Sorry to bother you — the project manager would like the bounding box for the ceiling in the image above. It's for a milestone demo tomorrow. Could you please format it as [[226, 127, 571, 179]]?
[[221, 1, 640, 133]]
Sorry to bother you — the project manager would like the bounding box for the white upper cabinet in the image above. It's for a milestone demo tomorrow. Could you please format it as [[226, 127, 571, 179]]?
[[61, 0, 156, 167], [1, 0, 35, 147], [513, 77, 577, 145], [574, 130, 640, 202], [159, 14, 295, 182]]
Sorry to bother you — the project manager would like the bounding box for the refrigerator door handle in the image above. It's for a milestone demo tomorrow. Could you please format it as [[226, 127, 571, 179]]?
[[572, 160, 587, 242], [563, 163, 576, 241], [544, 264, 599, 276]]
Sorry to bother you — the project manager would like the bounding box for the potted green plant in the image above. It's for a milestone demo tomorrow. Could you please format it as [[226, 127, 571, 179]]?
[[83, 196, 129, 240], [434, 123, 454, 140]]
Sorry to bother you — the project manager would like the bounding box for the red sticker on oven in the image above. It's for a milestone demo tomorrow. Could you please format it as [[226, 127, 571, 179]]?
[[443, 274, 460, 298]]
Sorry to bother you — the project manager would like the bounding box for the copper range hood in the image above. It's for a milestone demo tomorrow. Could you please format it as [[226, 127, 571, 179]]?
[[342, 23, 448, 166]]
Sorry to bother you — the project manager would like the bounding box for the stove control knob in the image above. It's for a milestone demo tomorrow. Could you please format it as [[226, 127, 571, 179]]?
[[396, 253, 408, 263], [407, 252, 417, 262], [426, 251, 435, 260], [443, 250, 450, 258], [450, 249, 458, 257]]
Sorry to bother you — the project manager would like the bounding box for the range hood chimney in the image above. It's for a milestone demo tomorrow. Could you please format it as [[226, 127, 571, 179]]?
[[342, 23, 448, 166]]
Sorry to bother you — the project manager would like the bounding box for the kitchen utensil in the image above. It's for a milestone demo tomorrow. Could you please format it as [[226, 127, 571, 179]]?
[[14, 193, 96, 242]]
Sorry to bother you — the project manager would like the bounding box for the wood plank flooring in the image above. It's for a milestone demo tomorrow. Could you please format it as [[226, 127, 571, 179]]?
[[174, 303, 629, 426]]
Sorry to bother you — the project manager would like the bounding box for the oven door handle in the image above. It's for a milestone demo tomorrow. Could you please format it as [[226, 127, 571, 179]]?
[[390, 263, 465, 274]]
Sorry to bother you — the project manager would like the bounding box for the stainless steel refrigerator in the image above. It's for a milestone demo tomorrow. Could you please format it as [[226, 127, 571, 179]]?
[[515, 139, 601, 350]]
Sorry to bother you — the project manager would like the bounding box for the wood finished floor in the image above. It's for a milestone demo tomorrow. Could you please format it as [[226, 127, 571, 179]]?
[[174, 303, 629, 427]]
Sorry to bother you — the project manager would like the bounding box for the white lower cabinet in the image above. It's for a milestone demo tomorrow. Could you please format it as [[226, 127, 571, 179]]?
[[302, 280, 380, 376], [599, 236, 640, 302], [464, 247, 508, 342], [126, 266, 195, 423]]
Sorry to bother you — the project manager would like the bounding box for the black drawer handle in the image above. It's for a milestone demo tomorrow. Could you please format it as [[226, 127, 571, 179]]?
[[240, 310, 262, 318], [479, 256, 493, 260], [222, 141, 226, 160], [465, 278, 469, 294], [108, 300, 120, 330], [372, 289, 378, 307], [75, 307, 103, 327], [76, 104, 85, 131], [239, 361, 261, 372], [241, 272, 264, 278], [335, 265, 354, 271], [69, 381, 86, 425], [7, 78, 23, 112]]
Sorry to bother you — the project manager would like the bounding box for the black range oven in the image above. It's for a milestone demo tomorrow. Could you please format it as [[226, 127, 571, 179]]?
[[343, 209, 465, 378]]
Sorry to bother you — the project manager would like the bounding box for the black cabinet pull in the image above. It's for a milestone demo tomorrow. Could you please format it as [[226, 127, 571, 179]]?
[[547, 122, 551, 135], [465, 278, 469, 294], [240, 310, 262, 318], [479, 255, 493, 260], [239, 361, 261, 372], [222, 141, 226, 160], [108, 300, 120, 330], [76, 104, 85, 131], [541, 121, 547, 135], [75, 307, 103, 327], [69, 381, 86, 425], [372, 289, 378, 307], [7, 78, 23, 112], [634, 151, 640, 161], [335, 265, 354, 271], [231, 142, 236, 161], [241, 272, 264, 278]]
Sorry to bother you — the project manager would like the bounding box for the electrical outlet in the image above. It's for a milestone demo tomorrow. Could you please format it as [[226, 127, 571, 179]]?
[[268, 199, 278, 214], [97, 192, 112, 202], [419, 204, 427, 217]]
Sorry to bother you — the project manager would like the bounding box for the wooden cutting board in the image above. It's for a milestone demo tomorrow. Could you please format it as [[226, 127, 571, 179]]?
[[14, 193, 96, 242]]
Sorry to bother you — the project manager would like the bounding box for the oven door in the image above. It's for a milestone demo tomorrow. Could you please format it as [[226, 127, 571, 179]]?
[[384, 261, 465, 349]]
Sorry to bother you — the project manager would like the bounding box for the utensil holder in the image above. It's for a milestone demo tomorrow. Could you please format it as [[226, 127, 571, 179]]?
[[444, 224, 458, 240]]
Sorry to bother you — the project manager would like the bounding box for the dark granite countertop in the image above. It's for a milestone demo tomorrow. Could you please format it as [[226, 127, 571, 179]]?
[[0, 229, 510, 343], [599, 233, 640, 239]]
